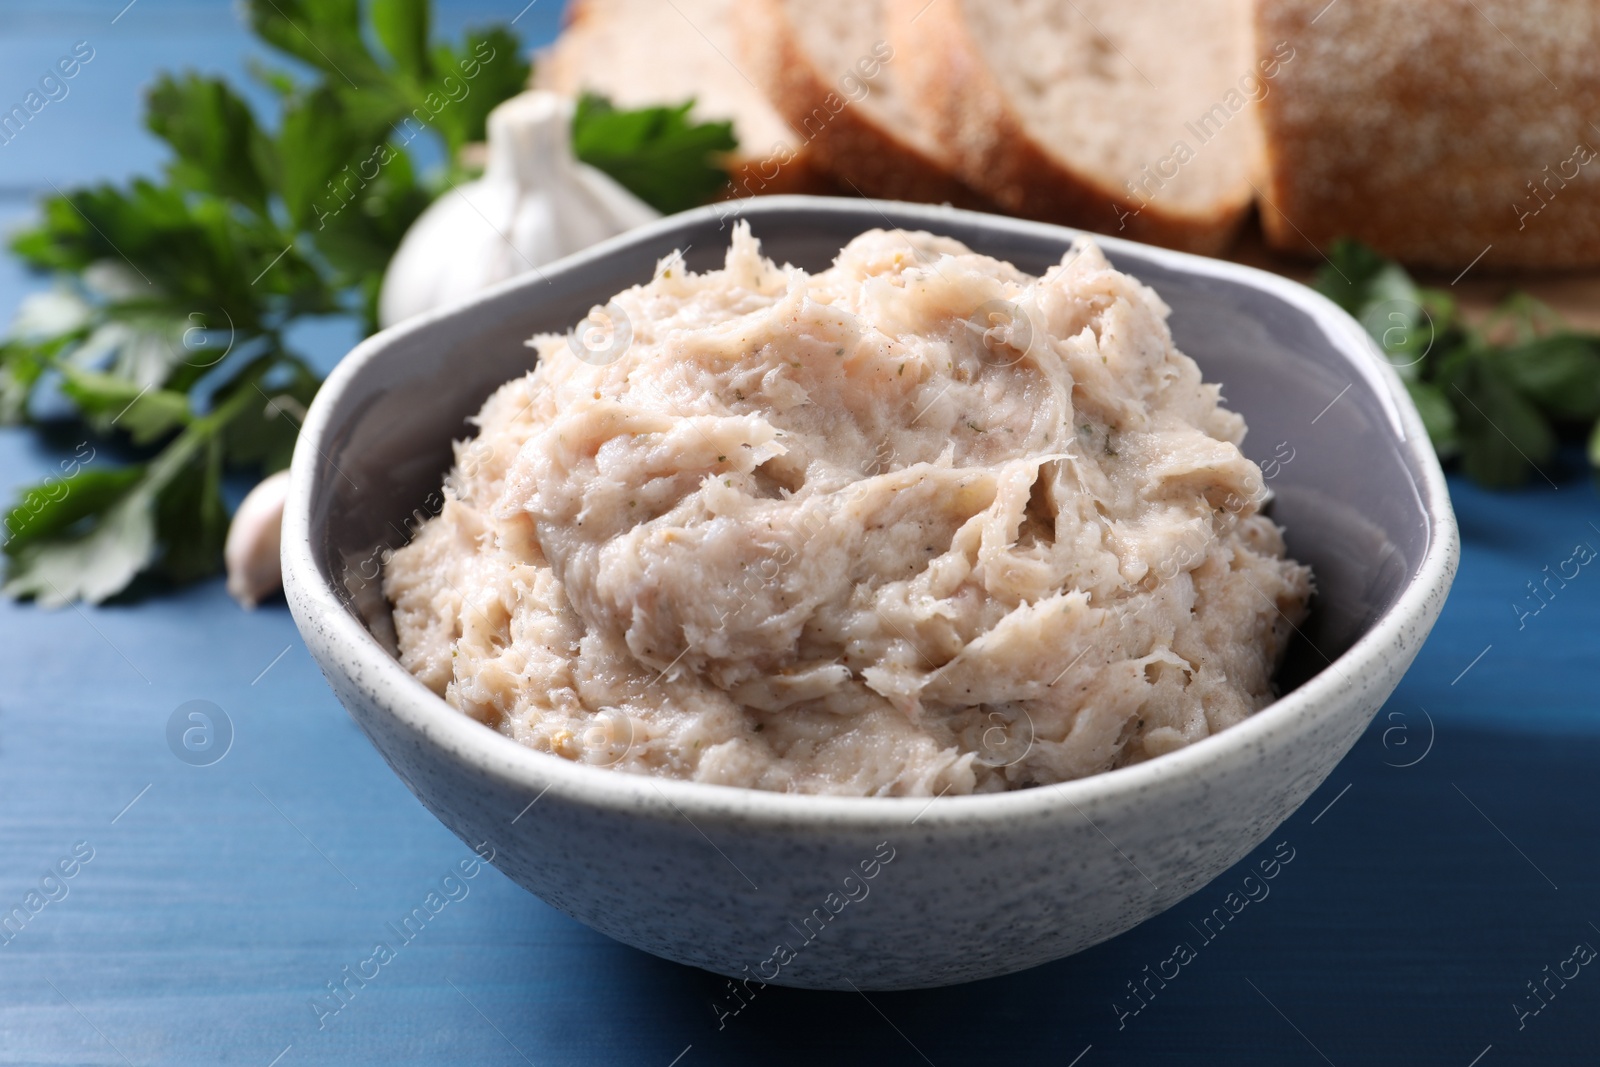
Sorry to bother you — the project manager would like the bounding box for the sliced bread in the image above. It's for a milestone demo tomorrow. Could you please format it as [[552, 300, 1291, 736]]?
[[733, 0, 989, 207], [535, 0, 827, 197], [1255, 0, 1600, 270], [886, 0, 1262, 253]]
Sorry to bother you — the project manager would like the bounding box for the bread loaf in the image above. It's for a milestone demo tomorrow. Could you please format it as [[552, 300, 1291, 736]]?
[[1255, 0, 1600, 269]]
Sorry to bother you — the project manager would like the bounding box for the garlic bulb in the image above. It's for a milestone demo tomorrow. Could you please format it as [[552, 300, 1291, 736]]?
[[377, 91, 659, 328], [225, 469, 289, 609]]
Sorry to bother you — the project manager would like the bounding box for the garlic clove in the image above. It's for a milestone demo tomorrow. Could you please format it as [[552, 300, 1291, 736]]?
[[225, 469, 290, 609], [377, 91, 660, 328]]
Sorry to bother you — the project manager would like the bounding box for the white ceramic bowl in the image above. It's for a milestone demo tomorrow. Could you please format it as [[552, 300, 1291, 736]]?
[[282, 197, 1458, 990]]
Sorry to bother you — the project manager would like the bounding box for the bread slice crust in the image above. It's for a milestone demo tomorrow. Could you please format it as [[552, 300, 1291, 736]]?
[[886, 0, 1252, 253], [736, 0, 990, 207]]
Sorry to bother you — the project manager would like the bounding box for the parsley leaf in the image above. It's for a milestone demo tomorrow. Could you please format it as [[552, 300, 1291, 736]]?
[[1442, 356, 1557, 487], [146, 73, 273, 212], [1315, 239, 1599, 487], [3, 489, 159, 607], [3, 464, 141, 556], [243, 0, 384, 90], [370, 0, 431, 83], [572, 93, 737, 214], [1497, 335, 1600, 420], [59, 366, 190, 445]]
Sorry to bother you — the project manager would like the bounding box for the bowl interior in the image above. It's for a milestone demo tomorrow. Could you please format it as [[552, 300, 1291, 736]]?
[[308, 198, 1430, 700]]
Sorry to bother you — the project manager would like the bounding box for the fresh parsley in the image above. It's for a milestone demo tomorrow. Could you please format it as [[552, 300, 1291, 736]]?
[[571, 93, 737, 214], [0, 0, 736, 606], [1314, 240, 1600, 487]]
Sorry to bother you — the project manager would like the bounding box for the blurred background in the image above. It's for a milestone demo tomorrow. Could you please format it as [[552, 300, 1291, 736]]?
[[1, 1, 1596, 1063]]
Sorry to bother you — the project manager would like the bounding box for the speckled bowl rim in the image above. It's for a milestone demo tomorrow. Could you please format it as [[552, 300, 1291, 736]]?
[[283, 195, 1459, 831]]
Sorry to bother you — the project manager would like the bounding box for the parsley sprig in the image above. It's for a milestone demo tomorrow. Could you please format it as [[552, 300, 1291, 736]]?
[[1314, 240, 1600, 487], [0, 0, 735, 606], [572, 93, 736, 214]]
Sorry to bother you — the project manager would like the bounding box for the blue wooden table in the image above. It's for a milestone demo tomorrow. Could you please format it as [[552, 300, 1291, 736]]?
[[2, 4, 1597, 1064]]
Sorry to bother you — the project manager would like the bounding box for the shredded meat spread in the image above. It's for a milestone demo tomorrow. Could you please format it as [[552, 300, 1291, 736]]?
[[385, 224, 1312, 796]]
